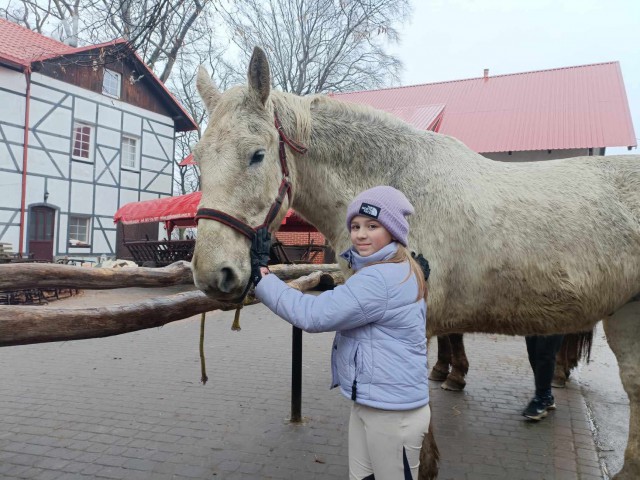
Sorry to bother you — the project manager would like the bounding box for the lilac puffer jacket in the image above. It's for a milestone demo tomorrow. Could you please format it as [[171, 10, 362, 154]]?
[[255, 242, 428, 410]]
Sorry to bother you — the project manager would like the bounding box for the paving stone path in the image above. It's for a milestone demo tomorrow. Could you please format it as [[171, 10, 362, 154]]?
[[0, 287, 605, 479]]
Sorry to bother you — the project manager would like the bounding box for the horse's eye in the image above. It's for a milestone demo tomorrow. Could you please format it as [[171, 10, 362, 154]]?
[[250, 149, 266, 165]]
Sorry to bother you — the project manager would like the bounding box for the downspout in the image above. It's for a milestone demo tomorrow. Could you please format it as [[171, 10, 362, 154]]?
[[18, 66, 32, 256]]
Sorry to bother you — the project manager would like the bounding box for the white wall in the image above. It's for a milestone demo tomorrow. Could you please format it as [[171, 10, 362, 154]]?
[[483, 148, 597, 162], [0, 67, 177, 259]]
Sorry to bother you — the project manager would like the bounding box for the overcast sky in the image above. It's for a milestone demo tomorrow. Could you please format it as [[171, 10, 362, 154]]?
[[390, 0, 639, 155]]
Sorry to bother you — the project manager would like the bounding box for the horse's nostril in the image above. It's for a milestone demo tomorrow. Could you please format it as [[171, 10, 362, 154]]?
[[218, 267, 238, 293]]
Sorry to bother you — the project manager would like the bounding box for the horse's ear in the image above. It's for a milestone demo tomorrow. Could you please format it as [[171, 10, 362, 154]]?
[[196, 66, 221, 116], [247, 46, 270, 106]]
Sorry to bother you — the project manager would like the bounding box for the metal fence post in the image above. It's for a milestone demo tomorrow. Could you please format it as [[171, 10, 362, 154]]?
[[291, 325, 303, 423]]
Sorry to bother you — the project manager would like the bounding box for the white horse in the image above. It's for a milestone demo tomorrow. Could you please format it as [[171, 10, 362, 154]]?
[[191, 47, 640, 479]]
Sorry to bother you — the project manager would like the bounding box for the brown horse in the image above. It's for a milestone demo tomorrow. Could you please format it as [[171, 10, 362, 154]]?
[[191, 47, 640, 479], [430, 331, 594, 391]]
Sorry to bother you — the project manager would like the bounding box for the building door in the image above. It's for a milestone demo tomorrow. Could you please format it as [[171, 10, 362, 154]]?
[[28, 206, 55, 261]]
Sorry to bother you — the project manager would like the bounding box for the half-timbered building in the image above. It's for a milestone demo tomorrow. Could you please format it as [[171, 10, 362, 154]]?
[[0, 18, 196, 262]]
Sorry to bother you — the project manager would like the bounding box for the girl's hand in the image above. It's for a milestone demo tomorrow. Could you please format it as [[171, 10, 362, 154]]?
[[260, 266, 270, 277]]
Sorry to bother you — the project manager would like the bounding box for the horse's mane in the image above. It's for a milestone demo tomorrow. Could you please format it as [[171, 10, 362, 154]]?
[[271, 90, 423, 147]]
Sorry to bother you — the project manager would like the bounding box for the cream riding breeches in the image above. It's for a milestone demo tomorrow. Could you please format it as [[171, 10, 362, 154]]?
[[348, 402, 431, 480]]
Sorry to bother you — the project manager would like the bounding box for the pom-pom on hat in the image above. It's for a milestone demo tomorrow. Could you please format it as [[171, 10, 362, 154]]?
[[346, 186, 415, 246]]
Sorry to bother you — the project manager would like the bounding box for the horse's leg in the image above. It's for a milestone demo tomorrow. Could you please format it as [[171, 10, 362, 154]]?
[[418, 415, 439, 480], [442, 334, 469, 391], [429, 335, 451, 382], [552, 334, 572, 388], [603, 301, 640, 479]]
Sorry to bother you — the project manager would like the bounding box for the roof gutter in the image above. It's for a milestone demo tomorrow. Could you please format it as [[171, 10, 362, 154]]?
[[18, 66, 32, 256]]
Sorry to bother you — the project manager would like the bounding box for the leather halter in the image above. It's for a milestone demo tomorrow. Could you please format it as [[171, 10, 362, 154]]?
[[194, 108, 308, 240]]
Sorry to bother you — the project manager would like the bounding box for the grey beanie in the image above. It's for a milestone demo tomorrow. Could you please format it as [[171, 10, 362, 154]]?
[[346, 186, 415, 246]]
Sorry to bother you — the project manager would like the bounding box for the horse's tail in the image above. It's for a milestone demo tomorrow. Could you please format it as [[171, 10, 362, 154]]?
[[558, 328, 594, 373], [576, 328, 594, 364], [419, 416, 440, 480]]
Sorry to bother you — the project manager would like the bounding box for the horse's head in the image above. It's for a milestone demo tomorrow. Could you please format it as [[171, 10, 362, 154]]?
[[191, 47, 300, 301]]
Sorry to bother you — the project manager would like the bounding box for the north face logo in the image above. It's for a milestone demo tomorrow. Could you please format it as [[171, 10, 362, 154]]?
[[359, 203, 380, 218]]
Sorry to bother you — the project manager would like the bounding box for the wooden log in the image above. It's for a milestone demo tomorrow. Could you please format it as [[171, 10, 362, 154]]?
[[287, 271, 323, 291], [0, 290, 223, 347], [270, 263, 341, 281], [0, 269, 340, 347], [0, 261, 341, 290], [0, 261, 194, 290]]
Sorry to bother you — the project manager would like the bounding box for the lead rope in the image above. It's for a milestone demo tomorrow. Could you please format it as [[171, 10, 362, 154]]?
[[199, 312, 208, 385], [195, 107, 308, 380], [232, 306, 242, 331]]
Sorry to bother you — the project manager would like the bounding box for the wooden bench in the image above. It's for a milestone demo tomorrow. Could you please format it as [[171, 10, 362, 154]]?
[[124, 239, 195, 267]]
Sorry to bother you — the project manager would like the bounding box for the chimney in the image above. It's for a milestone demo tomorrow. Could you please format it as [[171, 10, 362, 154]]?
[[483, 68, 489, 81]]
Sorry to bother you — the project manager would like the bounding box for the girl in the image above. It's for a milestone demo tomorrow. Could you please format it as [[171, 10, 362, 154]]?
[[254, 185, 430, 480]]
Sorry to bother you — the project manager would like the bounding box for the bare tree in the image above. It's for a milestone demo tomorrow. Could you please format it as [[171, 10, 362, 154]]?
[[1, 0, 55, 33], [1, 0, 215, 81], [83, 0, 211, 82], [169, 33, 242, 197], [216, 0, 410, 94]]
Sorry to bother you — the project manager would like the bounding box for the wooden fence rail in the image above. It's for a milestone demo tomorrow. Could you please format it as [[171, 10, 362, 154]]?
[[0, 262, 343, 347], [0, 261, 340, 290]]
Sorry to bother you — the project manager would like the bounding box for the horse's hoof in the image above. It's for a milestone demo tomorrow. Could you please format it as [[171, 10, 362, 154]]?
[[429, 368, 449, 382], [441, 377, 466, 391], [551, 377, 566, 388]]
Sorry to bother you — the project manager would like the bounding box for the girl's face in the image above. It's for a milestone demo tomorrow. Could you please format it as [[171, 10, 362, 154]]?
[[350, 215, 393, 257]]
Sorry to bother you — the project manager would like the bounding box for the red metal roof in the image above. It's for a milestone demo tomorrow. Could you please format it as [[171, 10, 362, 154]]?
[[385, 103, 445, 131], [335, 62, 636, 153]]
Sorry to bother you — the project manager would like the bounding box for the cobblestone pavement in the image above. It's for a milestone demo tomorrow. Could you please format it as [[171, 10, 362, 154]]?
[[0, 287, 607, 479]]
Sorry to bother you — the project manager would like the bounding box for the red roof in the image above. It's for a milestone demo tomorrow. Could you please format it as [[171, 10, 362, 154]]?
[[179, 153, 196, 166], [387, 103, 445, 131], [0, 18, 197, 132], [335, 62, 636, 153], [0, 17, 76, 66]]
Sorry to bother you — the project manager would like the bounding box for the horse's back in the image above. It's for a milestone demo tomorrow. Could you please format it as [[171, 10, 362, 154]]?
[[420, 150, 640, 334]]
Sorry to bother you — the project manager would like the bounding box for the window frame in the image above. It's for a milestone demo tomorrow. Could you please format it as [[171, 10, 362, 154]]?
[[102, 68, 122, 98], [71, 122, 94, 163], [120, 135, 140, 171], [68, 215, 92, 247]]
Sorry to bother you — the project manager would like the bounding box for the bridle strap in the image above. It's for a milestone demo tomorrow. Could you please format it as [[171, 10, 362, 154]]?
[[194, 208, 256, 240], [274, 109, 308, 157], [194, 107, 307, 238], [259, 179, 292, 230]]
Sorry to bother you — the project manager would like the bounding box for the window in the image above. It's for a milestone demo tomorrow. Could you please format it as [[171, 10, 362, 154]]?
[[121, 135, 139, 170], [72, 122, 93, 161], [68, 216, 91, 246], [102, 69, 121, 98]]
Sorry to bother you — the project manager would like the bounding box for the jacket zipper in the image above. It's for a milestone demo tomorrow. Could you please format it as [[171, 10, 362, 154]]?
[[351, 344, 361, 401]]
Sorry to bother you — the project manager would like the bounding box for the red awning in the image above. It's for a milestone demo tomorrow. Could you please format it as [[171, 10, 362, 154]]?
[[113, 193, 318, 232], [114, 191, 202, 225]]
